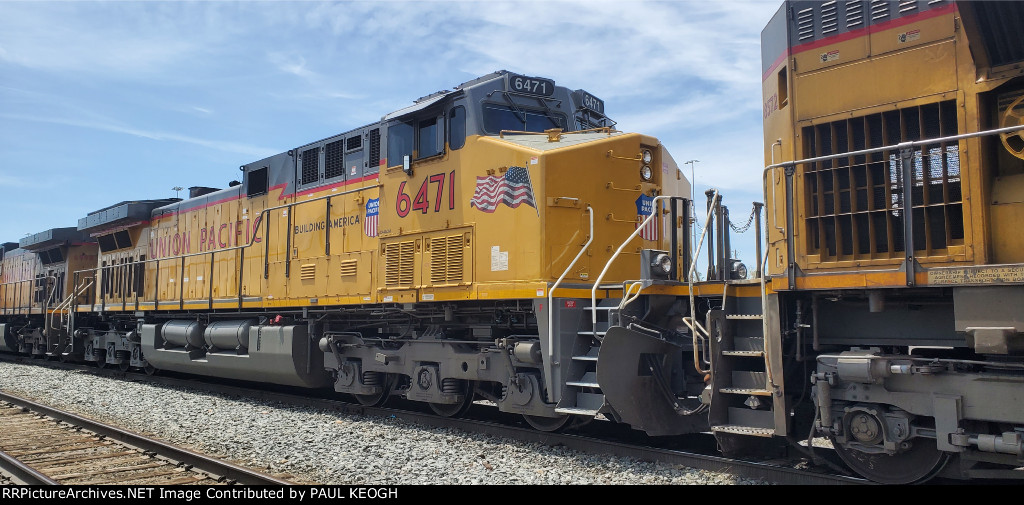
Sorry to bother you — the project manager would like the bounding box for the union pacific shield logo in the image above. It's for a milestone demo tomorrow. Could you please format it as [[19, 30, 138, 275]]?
[[364, 198, 379, 237], [635, 194, 658, 241]]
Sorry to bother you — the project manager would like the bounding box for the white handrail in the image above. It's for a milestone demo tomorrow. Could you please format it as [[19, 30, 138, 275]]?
[[591, 195, 673, 328], [686, 191, 719, 374], [547, 205, 594, 363]]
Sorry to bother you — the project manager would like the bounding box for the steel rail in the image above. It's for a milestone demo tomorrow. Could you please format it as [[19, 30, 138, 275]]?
[[0, 449, 59, 485], [0, 389, 293, 485], [0, 354, 864, 485]]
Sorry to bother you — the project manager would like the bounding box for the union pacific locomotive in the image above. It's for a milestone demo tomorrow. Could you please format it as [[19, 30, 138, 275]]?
[[2, 0, 1024, 484]]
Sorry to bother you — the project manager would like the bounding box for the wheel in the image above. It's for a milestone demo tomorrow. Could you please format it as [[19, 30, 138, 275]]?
[[143, 364, 157, 376], [428, 381, 475, 418], [831, 436, 949, 484], [523, 414, 574, 432], [118, 362, 131, 372], [1000, 94, 1024, 160], [95, 359, 108, 369], [353, 374, 394, 407]]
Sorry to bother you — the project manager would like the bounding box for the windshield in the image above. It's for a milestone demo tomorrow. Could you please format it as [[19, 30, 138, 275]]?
[[482, 104, 566, 134]]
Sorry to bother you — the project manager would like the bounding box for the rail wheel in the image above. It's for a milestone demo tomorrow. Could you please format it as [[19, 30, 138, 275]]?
[[522, 414, 574, 432], [118, 362, 131, 372], [353, 373, 394, 407], [831, 436, 949, 484], [94, 359, 108, 369], [143, 364, 157, 376], [429, 380, 475, 418], [1001, 94, 1024, 160]]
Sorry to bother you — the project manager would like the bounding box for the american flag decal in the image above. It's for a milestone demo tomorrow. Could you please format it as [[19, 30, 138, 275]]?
[[469, 166, 536, 213], [635, 194, 658, 241], [364, 197, 379, 237]]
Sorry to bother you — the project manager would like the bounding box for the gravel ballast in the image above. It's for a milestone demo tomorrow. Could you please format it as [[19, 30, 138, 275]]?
[[0, 361, 763, 485]]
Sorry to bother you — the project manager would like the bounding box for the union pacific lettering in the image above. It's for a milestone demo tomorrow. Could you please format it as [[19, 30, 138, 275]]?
[[294, 215, 360, 235], [149, 218, 262, 260]]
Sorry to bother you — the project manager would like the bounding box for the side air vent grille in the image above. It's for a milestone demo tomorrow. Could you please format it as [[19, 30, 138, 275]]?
[[801, 100, 962, 261], [301, 147, 319, 185], [429, 235, 464, 285], [384, 241, 415, 287], [797, 8, 815, 41], [340, 259, 358, 277], [369, 129, 381, 169], [325, 140, 345, 180], [821, 1, 838, 35], [300, 263, 316, 281]]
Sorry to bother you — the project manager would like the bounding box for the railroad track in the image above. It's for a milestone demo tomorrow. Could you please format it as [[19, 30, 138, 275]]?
[[0, 390, 293, 486], [0, 354, 865, 485]]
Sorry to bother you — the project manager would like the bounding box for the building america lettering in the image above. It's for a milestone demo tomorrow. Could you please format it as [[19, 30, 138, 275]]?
[[293, 214, 360, 235]]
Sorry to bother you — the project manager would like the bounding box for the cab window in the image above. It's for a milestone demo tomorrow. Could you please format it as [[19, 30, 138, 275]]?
[[482, 104, 566, 134], [449, 106, 466, 150]]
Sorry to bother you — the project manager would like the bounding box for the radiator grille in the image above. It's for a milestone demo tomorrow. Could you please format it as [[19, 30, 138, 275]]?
[[384, 241, 415, 287], [347, 135, 362, 151], [368, 129, 381, 169], [325, 140, 345, 180], [339, 259, 358, 277], [301, 147, 319, 185], [300, 263, 316, 281], [429, 235, 464, 285], [801, 100, 962, 261]]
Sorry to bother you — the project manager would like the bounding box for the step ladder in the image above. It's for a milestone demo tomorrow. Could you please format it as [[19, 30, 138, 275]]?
[[708, 284, 782, 441], [554, 303, 616, 416]]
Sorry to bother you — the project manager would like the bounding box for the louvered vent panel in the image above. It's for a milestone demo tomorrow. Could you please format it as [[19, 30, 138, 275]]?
[[870, 0, 890, 21], [797, 8, 814, 41], [300, 263, 316, 280], [428, 235, 464, 285], [821, 1, 838, 35], [429, 237, 447, 284], [347, 135, 362, 151], [846, 1, 863, 27], [445, 235, 463, 283], [898, 1, 917, 14], [340, 259, 358, 277], [301, 147, 319, 185], [325, 140, 345, 179], [385, 241, 415, 287]]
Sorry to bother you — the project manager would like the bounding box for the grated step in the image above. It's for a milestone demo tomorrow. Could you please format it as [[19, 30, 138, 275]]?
[[572, 355, 598, 362], [555, 407, 600, 416], [711, 425, 775, 437], [577, 331, 606, 336], [721, 350, 765, 357], [726, 314, 763, 320], [719, 388, 772, 396], [584, 306, 616, 311]]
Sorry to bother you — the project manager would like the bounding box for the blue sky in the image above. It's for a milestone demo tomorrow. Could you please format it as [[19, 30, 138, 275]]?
[[0, 0, 782, 270]]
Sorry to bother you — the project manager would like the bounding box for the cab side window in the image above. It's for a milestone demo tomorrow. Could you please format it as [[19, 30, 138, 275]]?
[[387, 121, 415, 166], [449, 106, 466, 150]]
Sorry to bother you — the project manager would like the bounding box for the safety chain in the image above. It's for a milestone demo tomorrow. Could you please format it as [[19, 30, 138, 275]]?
[[729, 205, 759, 233]]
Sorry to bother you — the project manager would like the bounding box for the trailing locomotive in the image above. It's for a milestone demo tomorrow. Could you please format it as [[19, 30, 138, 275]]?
[[3, 1, 1024, 484]]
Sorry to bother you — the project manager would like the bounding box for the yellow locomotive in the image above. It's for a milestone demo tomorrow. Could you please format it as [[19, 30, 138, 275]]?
[[1, 70, 693, 431]]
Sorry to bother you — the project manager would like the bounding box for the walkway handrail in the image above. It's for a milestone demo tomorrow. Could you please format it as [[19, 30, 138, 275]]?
[[590, 195, 674, 328], [548, 205, 593, 363]]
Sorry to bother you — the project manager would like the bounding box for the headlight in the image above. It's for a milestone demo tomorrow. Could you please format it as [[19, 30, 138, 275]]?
[[642, 149, 653, 164], [730, 260, 748, 280], [640, 165, 653, 181], [652, 253, 672, 274]]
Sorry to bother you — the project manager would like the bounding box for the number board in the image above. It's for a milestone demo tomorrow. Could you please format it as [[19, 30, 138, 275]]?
[[506, 73, 555, 97], [573, 90, 605, 115]]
